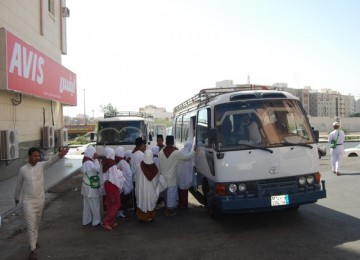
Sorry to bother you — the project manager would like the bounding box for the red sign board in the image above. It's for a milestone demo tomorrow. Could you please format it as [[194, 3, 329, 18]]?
[[1, 28, 77, 105]]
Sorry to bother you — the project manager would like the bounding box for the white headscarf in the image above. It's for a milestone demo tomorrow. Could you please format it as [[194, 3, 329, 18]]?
[[176, 142, 194, 190], [103, 147, 125, 190], [181, 142, 193, 154], [115, 146, 125, 157], [84, 145, 96, 159], [104, 147, 115, 160], [124, 150, 132, 159], [143, 149, 154, 165]]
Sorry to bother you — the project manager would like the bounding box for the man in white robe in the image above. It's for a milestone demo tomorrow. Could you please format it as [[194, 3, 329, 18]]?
[[130, 137, 146, 177], [14, 146, 68, 259], [159, 136, 196, 217], [328, 121, 346, 175], [81, 145, 101, 226]]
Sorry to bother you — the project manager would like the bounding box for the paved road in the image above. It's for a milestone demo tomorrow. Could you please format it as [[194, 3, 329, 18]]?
[[1, 156, 360, 260]]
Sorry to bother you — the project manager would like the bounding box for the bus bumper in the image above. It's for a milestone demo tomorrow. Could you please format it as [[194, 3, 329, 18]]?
[[212, 186, 327, 214]]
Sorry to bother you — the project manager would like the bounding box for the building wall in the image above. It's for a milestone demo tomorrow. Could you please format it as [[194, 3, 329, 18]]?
[[0, 0, 65, 61], [0, 0, 69, 180], [356, 99, 360, 113], [309, 117, 360, 133], [0, 91, 63, 142], [140, 105, 172, 120]]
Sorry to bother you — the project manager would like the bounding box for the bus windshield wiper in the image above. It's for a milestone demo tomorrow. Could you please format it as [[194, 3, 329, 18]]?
[[237, 143, 273, 153], [282, 141, 313, 149]]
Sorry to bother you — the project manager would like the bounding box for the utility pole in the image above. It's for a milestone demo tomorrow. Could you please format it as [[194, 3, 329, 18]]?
[[83, 88, 86, 125]]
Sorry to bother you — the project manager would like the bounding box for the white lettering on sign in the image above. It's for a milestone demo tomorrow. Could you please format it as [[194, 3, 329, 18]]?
[[59, 77, 76, 95], [9, 42, 44, 84]]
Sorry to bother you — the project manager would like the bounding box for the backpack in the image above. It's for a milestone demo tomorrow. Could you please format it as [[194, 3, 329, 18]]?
[[84, 172, 100, 189]]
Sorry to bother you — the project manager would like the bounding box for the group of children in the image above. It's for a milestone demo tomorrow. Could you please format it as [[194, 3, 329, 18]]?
[[80, 134, 197, 230]]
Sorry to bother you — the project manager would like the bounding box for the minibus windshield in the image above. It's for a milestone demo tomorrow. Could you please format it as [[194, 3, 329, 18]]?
[[214, 99, 314, 149], [97, 120, 146, 145]]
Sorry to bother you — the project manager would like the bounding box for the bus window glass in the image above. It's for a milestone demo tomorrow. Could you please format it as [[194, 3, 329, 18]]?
[[214, 99, 314, 149], [196, 109, 209, 146], [182, 114, 190, 142], [175, 116, 182, 141]]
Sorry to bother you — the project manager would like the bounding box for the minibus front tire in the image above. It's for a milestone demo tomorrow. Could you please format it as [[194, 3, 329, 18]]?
[[207, 193, 222, 219]]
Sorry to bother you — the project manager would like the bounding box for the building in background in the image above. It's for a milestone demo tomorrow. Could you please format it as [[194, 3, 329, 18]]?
[[0, 0, 75, 180], [139, 105, 172, 120]]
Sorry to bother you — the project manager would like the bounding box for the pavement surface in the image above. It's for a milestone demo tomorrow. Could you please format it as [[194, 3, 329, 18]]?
[[0, 155, 82, 220]]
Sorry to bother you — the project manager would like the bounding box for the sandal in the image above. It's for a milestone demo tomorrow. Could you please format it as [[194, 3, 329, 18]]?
[[101, 223, 112, 230], [164, 210, 176, 217]]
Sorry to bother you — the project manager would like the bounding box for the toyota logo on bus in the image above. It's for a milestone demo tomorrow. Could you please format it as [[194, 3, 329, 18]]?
[[269, 167, 278, 175]]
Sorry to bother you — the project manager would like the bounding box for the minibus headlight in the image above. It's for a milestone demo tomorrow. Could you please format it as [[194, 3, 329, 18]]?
[[306, 175, 315, 184], [238, 183, 247, 192], [228, 183, 237, 193], [299, 176, 306, 185]]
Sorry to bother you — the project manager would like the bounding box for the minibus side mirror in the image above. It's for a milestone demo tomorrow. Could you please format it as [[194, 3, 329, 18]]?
[[312, 128, 319, 143], [209, 128, 219, 151]]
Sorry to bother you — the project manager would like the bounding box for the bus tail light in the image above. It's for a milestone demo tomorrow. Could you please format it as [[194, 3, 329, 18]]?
[[215, 183, 227, 195]]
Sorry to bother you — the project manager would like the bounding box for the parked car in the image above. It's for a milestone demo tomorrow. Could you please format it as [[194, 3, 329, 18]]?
[[318, 145, 327, 159], [75, 132, 97, 142], [67, 142, 96, 155], [344, 144, 360, 157]]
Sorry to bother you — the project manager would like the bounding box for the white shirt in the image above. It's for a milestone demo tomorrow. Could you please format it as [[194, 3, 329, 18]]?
[[159, 149, 195, 187], [328, 129, 345, 148], [15, 154, 60, 202]]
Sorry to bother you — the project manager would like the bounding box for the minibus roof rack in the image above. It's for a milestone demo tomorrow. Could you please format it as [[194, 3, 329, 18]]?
[[104, 111, 154, 119], [173, 84, 270, 114]]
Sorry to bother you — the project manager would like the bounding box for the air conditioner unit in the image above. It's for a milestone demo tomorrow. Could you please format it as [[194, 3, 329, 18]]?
[[56, 128, 69, 147], [0, 130, 19, 160], [62, 7, 70, 17], [42, 126, 55, 148]]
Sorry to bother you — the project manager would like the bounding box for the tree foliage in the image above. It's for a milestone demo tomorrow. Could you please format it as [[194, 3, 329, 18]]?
[[100, 103, 119, 116]]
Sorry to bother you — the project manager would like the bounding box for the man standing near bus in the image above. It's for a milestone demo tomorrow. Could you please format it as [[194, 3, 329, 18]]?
[[328, 121, 345, 176], [156, 134, 165, 151], [159, 136, 196, 216], [14, 147, 69, 260]]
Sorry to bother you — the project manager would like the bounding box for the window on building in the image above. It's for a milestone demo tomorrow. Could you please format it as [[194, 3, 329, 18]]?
[[48, 0, 55, 16]]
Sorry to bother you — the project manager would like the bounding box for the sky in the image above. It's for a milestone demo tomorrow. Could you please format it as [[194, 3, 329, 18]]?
[[62, 0, 360, 118]]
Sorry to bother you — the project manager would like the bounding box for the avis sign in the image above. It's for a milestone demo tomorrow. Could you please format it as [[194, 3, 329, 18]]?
[[0, 28, 77, 106]]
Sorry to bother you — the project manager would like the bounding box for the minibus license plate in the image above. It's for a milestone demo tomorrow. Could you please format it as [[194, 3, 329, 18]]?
[[271, 195, 289, 206]]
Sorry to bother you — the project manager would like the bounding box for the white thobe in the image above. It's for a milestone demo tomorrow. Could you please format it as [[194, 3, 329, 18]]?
[[176, 143, 195, 190], [81, 159, 101, 226], [117, 159, 133, 195], [14, 154, 60, 251], [328, 129, 346, 173], [135, 166, 160, 212], [159, 150, 195, 188]]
